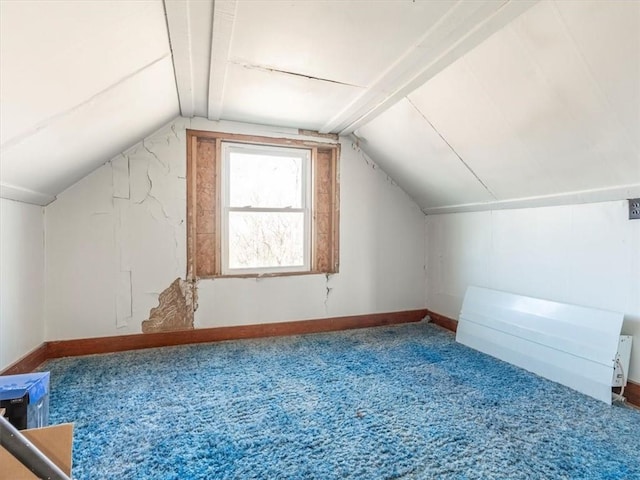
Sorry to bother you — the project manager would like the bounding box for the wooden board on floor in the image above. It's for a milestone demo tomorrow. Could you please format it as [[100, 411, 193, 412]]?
[[0, 423, 73, 479]]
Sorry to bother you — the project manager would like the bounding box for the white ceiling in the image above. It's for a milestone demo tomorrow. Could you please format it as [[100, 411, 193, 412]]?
[[357, 0, 640, 213], [1, 0, 638, 212], [0, 0, 179, 204]]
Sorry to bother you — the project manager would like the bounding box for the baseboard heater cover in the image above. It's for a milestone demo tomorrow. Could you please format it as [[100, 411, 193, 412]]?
[[456, 286, 626, 404]]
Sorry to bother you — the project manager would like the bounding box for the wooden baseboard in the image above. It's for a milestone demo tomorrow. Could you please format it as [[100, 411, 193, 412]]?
[[2, 310, 426, 374], [1, 343, 49, 376], [4, 310, 638, 410], [47, 309, 429, 359], [619, 380, 640, 408], [427, 310, 458, 333]]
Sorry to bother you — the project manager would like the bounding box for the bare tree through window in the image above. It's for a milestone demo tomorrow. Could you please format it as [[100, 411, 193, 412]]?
[[225, 146, 309, 272]]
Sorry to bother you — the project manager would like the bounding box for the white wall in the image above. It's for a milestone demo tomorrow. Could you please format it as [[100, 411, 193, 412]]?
[[426, 202, 640, 382], [44, 117, 426, 341], [0, 198, 45, 370]]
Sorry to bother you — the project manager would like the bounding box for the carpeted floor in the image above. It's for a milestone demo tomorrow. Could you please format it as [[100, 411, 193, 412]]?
[[43, 322, 640, 480]]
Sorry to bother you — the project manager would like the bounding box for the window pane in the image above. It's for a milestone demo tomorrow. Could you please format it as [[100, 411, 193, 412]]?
[[229, 151, 303, 208], [228, 212, 305, 269]]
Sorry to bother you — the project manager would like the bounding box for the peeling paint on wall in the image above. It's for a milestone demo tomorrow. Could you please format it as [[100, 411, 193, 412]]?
[[45, 117, 426, 340], [324, 273, 334, 315], [106, 120, 188, 331], [350, 140, 398, 188], [141, 278, 195, 333]]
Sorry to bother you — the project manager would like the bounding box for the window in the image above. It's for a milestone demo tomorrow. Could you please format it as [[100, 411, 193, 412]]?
[[221, 142, 311, 274], [186, 130, 339, 278]]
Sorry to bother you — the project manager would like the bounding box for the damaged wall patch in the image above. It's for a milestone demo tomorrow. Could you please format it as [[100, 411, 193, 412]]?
[[142, 278, 195, 333]]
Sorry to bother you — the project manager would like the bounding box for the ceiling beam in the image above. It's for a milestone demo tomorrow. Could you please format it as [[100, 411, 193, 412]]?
[[207, 0, 237, 121], [164, 0, 195, 117], [319, 0, 539, 135]]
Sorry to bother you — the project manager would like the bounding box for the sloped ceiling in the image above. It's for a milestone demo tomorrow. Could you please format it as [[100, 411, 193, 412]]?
[[165, 0, 533, 131], [357, 0, 640, 213], [1, 0, 638, 212], [0, 0, 179, 204]]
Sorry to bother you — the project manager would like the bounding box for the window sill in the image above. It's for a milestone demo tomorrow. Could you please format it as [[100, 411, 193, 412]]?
[[200, 270, 337, 280]]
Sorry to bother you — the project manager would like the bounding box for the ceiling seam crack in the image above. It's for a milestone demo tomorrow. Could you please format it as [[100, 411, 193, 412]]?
[[406, 97, 498, 200], [228, 59, 363, 88]]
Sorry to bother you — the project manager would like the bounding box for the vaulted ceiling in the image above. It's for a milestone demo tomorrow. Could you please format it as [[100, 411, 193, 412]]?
[[0, 0, 178, 205], [1, 0, 638, 211]]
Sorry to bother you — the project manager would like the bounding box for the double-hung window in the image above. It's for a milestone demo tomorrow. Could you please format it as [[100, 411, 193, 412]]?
[[221, 142, 311, 275], [186, 129, 339, 279]]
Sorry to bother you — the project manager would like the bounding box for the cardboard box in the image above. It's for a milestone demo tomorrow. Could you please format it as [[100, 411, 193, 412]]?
[[0, 372, 50, 430], [0, 422, 73, 479]]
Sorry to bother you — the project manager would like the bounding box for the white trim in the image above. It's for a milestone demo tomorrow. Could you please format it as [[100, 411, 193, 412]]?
[[164, 0, 195, 117], [189, 117, 339, 145], [422, 183, 640, 215], [208, 0, 237, 120], [0, 182, 56, 206], [229, 207, 305, 213], [221, 142, 312, 275]]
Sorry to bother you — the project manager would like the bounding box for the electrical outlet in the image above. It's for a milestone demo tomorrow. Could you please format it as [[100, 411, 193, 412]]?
[[630, 198, 640, 220]]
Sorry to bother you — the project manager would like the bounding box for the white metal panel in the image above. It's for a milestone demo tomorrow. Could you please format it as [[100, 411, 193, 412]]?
[[456, 286, 624, 404], [458, 320, 616, 403]]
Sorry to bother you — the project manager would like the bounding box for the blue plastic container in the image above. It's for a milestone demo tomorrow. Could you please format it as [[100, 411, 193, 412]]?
[[0, 372, 50, 430]]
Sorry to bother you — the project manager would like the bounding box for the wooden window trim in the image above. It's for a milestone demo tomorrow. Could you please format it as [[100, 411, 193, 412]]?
[[186, 129, 340, 279]]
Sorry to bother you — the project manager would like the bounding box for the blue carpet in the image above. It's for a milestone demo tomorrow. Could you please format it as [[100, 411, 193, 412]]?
[[43, 322, 640, 479]]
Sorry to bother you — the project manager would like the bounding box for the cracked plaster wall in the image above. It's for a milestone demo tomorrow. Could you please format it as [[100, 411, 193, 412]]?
[[44, 117, 426, 341]]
